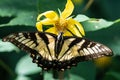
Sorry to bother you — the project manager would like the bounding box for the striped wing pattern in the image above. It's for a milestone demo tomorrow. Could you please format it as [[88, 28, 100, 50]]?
[[2, 32, 113, 71]]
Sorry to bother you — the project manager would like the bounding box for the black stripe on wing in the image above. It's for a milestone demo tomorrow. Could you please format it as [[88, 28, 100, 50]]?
[[59, 36, 113, 62], [2, 32, 42, 63], [74, 37, 113, 60], [2, 32, 39, 53], [2, 32, 113, 71], [2, 32, 58, 69], [55, 37, 113, 70]]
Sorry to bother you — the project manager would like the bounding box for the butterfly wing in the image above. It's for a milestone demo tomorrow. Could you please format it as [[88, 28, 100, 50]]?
[[2, 32, 113, 71], [2, 32, 59, 70], [57, 36, 113, 68]]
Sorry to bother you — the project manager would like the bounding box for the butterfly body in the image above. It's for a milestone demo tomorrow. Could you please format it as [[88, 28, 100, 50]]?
[[55, 32, 64, 58], [3, 32, 113, 71]]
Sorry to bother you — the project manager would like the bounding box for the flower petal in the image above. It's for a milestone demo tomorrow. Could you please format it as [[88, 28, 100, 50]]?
[[63, 30, 73, 36], [36, 22, 43, 31], [61, 0, 74, 19], [45, 27, 58, 35], [37, 11, 58, 21], [74, 21, 85, 36], [68, 19, 85, 36], [40, 19, 55, 25], [66, 25, 82, 37]]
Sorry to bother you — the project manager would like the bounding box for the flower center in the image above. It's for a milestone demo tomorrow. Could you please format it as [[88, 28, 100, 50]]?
[[55, 18, 68, 32]]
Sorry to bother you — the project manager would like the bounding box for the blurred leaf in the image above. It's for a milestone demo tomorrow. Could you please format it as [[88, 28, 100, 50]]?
[[0, 39, 19, 52], [74, 14, 120, 32], [0, 0, 37, 27], [0, 9, 15, 17], [105, 71, 120, 80], [15, 75, 31, 80], [82, 18, 114, 32], [0, 59, 16, 77], [99, 0, 120, 20], [44, 72, 53, 80], [83, 18, 120, 32], [0, 0, 37, 16], [94, 57, 112, 68], [15, 55, 41, 75], [44, 72, 85, 80], [0, 11, 36, 27], [71, 61, 96, 80], [69, 74, 85, 80], [37, 0, 65, 13], [74, 14, 89, 22], [109, 37, 120, 55]]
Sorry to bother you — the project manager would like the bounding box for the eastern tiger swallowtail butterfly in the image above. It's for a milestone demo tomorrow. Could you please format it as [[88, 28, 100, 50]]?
[[2, 32, 113, 71]]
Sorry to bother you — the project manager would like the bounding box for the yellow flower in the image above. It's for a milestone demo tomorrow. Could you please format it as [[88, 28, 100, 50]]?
[[94, 56, 112, 68], [36, 0, 85, 37]]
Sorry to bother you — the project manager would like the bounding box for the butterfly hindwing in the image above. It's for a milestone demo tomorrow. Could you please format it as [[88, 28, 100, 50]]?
[[2, 32, 113, 71], [3, 32, 38, 52]]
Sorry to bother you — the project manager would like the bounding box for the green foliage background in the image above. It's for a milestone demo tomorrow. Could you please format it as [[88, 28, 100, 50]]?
[[0, 0, 120, 80]]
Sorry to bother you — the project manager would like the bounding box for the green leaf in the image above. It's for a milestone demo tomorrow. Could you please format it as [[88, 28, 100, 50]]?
[[0, 8, 15, 17], [74, 14, 120, 32], [0, 11, 36, 27], [15, 55, 41, 75], [15, 75, 31, 80], [0, 0, 37, 27], [74, 14, 89, 22], [37, 0, 65, 13], [109, 37, 120, 55], [44, 72, 53, 80], [105, 71, 120, 80], [0, 39, 19, 52], [44, 72, 85, 80], [69, 74, 85, 80], [71, 61, 96, 80], [82, 18, 114, 32]]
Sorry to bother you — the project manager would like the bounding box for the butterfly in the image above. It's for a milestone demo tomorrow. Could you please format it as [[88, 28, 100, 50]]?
[[2, 32, 113, 71]]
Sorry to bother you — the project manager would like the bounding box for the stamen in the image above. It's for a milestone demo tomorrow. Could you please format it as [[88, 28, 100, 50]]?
[[55, 18, 68, 32]]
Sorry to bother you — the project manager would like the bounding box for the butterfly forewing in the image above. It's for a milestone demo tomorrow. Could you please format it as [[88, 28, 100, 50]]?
[[2, 32, 113, 71], [57, 37, 113, 62], [3, 32, 57, 60]]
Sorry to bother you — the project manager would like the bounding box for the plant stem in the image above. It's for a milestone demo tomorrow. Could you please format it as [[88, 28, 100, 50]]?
[[82, 0, 94, 13], [0, 59, 16, 78], [37, 0, 41, 14], [58, 71, 64, 80], [53, 70, 64, 80], [114, 18, 120, 24], [40, 69, 44, 80]]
